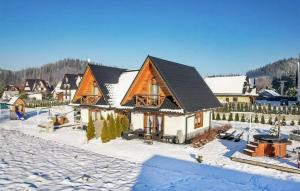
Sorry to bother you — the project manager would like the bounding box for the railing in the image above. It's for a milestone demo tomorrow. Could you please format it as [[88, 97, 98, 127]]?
[[135, 94, 165, 108], [81, 95, 100, 105]]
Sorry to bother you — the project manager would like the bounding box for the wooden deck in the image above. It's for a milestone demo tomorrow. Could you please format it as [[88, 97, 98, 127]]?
[[231, 154, 300, 174]]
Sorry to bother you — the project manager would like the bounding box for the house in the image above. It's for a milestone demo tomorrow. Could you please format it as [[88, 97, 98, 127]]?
[[258, 89, 280, 99], [204, 75, 258, 104], [59, 74, 83, 102], [23, 79, 52, 95], [72, 64, 138, 125], [52, 81, 64, 101], [1, 91, 19, 101], [5, 85, 20, 91], [120, 56, 220, 143], [72, 56, 220, 143]]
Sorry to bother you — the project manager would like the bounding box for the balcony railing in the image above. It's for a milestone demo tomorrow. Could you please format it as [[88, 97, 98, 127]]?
[[81, 95, 100, 105], [135, 94, 165, 108]]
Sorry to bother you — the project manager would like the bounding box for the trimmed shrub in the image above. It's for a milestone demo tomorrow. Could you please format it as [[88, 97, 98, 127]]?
[[86, 116, 95, 141], [272, 106, 277, 114], [241, 114, 245, 122], [234, 113, 239, 121], [268, 116, 272, 125], [254, 114, 259, 123], [298, 118, 300, 125], [115, 116, 122, 137], [212, 112, 215, 120], [216, 113, 221, 120], [222, 113, 226, 120], [290, 120, 295, 126], [228, 113, 233, 121], [109, 114, 117, 139], [260, 115, 265, 124]]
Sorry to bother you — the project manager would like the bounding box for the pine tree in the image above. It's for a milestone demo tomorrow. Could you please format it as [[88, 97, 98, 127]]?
[[115, 116, 122, 137], [86, 116, 95, 141], [109, 114, 117, 139], [234, 113, 239, 121], [101, 120, 109, 143], [122, 116, 129, 132], [222, 113, 226, 120], [260, 115, 265, 124], [228, 113, 233, 121], [268, 116, 272, 125], [254, 114, 259, 123], [216, 113, 221, 120], [241, 114, 245, 122]]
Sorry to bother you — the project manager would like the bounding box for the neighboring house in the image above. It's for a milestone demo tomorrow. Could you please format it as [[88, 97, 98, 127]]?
[[258, 89, 280, 99], [60, 74, 83, 102], [5, 85, 20, 91], [1, 91, 19, 101], [52, 81, 64, 101], [23, 79, 52, 96], [204, 75, 258, 104], [72, 64, 138, 124]]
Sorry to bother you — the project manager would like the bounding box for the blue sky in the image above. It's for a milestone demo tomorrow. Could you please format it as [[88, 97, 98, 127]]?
[[0, 0, 300, 75]]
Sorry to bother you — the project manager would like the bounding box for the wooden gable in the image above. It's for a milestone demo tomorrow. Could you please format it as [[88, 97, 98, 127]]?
[[72, 66, 103, 103], [121, 57, 179, 107]]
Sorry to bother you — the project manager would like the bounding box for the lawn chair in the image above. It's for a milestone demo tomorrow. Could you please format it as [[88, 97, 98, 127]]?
[[219, 130, 236, 139], [234, 132, 244, 142]]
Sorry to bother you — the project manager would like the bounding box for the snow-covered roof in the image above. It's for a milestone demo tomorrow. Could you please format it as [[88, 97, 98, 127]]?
[[258, 89, 280, 97], [7, 96, 19, 105], [105, 70, 138, 108], [204, 75, 257, 96]]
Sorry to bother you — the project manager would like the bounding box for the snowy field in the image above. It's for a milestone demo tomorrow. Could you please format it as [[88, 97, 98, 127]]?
[[1, 107, 300, 190]]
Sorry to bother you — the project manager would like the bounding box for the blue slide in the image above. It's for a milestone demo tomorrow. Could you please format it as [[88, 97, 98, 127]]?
[[16, 111, 24, 120]]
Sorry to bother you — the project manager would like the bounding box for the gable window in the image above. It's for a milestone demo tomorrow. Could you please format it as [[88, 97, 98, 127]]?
[[150, 78, 159, 105], [194, 112, 203, 129], [233, 97, 238, 102], [93, 81, 99, 96]]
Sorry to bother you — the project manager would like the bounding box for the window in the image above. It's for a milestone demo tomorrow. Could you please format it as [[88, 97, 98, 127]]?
[[150, 78, 159, 104], [233, 97, 238, 102], [93, 81, 99, 95], [226, 98, 229, 102], [194, 112, 203, 129]]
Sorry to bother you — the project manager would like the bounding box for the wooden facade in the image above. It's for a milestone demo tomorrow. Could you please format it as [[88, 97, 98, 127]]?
[[73, 66, 103, 105], [122, 57, 179, 108]]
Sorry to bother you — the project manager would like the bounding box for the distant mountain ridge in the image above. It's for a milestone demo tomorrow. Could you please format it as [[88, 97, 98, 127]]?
[[246, 57, 299, 78], [0, 58, 92, 89]]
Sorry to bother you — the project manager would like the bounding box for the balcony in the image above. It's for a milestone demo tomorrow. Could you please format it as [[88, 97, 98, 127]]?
[[135, 94, 165, 108], [81, 95, 100, 105]]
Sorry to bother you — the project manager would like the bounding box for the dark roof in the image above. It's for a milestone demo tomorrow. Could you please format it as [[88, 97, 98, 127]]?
[[25, 79, 51, 91], [60, 74, 81, 89], [96, 96, 107, 105], [160, 96, 180, 110], [148, 56, 221, 112], [88, 64, 127, 105]]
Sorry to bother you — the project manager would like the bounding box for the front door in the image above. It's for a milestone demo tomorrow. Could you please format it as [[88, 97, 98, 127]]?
[[144, 113, 164, 140]]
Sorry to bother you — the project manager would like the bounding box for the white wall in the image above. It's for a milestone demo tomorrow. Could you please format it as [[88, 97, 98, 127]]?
[[81, 108, 89, 124], [131, 112, 144, 130], [129, 111, 212, 143], [28, 93, 42, 101], [164, 115, 185, 136]]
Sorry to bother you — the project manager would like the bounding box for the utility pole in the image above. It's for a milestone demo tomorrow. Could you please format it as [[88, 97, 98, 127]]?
[[297, 54, 300, 102], [280, 80, 286, 96]]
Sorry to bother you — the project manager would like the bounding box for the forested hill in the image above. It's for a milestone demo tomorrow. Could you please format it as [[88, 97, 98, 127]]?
[[246, 57, 299, 78], [0, 59, 91, 88]]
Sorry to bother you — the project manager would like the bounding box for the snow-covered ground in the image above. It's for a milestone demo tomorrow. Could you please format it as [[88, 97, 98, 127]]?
[[1, 107, 300, 190]]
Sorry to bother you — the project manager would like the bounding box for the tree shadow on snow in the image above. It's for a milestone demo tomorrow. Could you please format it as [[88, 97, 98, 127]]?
[[132, 155, 300, 191]]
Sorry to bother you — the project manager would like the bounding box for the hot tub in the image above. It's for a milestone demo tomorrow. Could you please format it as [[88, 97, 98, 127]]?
[[252, 134, 288, 158]]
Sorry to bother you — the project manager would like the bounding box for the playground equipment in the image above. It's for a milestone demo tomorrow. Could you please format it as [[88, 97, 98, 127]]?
[[7, 97, 25, 120]]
